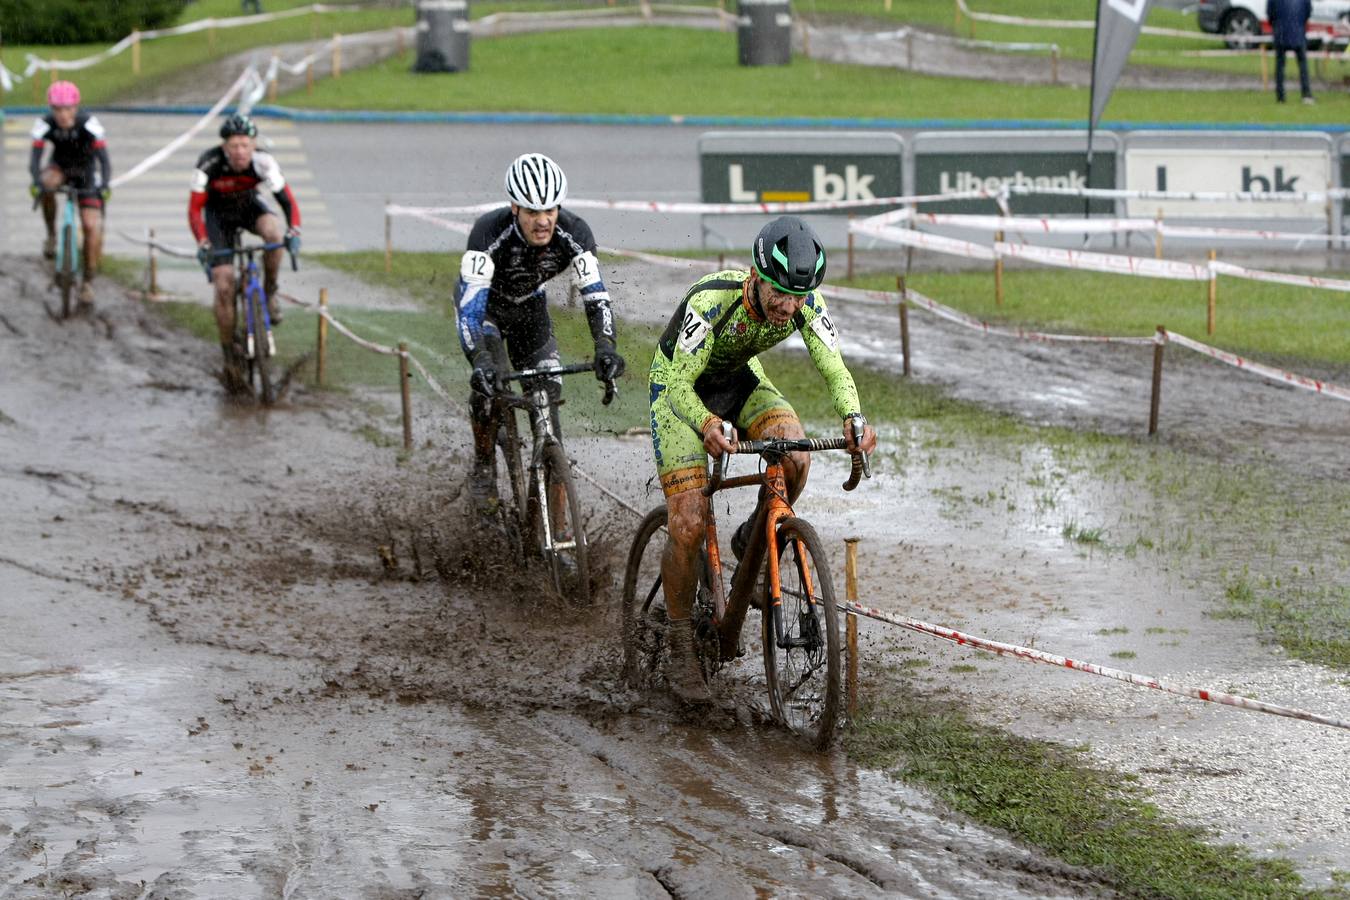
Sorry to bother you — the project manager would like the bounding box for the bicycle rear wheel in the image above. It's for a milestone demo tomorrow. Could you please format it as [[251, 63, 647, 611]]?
[[533, 441, 590, 603], [622, 506, 671, 690], [249, 288, 276, 405], [762, 517, 842, 752], [58, 225, 75, 319]]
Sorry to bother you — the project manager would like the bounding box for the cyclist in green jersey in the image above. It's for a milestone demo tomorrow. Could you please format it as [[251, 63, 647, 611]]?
[[648, 216, 877, 705]]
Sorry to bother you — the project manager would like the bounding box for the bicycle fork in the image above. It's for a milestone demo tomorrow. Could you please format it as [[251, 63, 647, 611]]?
[[764, 484, 823, 653], [529, 403, 575, 555], [242, 274, 276, 360]]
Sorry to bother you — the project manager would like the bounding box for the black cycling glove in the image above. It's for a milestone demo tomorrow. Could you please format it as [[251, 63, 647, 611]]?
[[593, 346, 625, 382]]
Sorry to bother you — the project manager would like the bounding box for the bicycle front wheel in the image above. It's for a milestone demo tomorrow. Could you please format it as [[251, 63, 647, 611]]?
[[762, 517, 842, 752], [249, 288, 275, 405], [534, 441, 590, 604], [59, 226, 75, 319]]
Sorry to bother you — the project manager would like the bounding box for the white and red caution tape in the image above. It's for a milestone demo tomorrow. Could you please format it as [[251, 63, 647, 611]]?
[[1209, 260, 1350, 293], [18, 3, 386, 76], [993, 240, 1211, 280], [110, 66, 258, 189], [851, 219, 999, 261], [840, 598, 1350, 731], [953, 0, 1271, 43], [1163, 330, 1350, 402], [905, 288, 1155, 345]]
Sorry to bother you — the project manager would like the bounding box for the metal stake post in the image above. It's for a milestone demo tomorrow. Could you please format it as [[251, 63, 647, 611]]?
[[1148, 326, 1166, 436], [399, 342, 412, 451]]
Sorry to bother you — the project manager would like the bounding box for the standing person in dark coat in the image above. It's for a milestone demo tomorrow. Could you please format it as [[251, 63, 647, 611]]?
[[1267, 0, 1314, 103]]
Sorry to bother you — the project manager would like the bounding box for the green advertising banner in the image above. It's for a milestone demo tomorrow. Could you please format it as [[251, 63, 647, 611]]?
[[913, 150, 1115, 215], [700, 152, 903, 214]]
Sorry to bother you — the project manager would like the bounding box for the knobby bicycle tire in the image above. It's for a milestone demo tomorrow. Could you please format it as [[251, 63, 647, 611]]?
[[249, 288, 275, 405], [536, 441, 590, 604], [762, 517, 842, 752], [59, 225, 75, 319], [496, 410, 529, 539], [622, 506, 671, 691], [621, 507, 720, 693]]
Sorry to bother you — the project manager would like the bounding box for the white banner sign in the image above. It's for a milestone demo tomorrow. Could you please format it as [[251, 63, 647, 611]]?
[[1124, 148, 1331, 218]]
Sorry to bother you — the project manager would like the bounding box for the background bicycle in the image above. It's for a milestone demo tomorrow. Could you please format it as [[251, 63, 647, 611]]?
[[491, 360, 616, 604], [207, 237, 296, 405], [35, 185, 81, 320]]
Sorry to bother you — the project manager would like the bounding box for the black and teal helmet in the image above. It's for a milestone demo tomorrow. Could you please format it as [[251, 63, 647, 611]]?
[[752, 216, 826, 295], [219, 114, 257, 139]]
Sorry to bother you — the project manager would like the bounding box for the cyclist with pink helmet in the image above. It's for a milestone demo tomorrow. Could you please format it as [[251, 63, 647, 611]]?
[[29, 80, 111, 310]]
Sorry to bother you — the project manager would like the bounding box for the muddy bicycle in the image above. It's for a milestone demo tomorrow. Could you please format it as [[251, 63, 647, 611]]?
[[622, 422, 871, 751], [491, 361, 617, 604], [36, 185, 81, 320], [206, 237, 297, 405]]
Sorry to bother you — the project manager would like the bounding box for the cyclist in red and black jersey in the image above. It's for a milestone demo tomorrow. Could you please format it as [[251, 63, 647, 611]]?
[[29, 80, 111, 309], [188, 114, 301, 377]]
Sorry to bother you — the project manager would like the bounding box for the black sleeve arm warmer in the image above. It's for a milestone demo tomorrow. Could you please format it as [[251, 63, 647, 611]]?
[[29, 144, 44, 185], [95, 145, 112, 190]]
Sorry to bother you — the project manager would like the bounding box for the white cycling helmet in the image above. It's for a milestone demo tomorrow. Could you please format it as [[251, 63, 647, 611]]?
[[504, 153, 567, 211]]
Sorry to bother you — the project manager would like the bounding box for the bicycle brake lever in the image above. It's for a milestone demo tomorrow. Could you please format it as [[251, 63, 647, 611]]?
[[717, 420, 734, 482], [850, 417, 872, 480], [602, 378, 617, 406]]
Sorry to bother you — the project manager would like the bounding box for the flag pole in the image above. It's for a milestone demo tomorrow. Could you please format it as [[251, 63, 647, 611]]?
[[1085, 0, 1105, 222]]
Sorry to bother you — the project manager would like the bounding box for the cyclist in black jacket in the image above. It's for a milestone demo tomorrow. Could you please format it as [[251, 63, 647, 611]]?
[[29, 80, 111, 309], [455, 153, 625, 513]]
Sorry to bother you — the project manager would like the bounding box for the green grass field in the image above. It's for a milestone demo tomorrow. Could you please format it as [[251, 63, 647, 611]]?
[[4, 0, 1346, 122], [0, 0, 406, 108], [278, 27, 1348, 125]]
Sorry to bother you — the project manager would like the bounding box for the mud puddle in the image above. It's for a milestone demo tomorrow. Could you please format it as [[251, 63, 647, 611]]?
[[0, 254, 1113, 897]]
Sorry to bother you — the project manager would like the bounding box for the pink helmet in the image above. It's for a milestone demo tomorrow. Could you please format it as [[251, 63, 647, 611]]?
[[47, 80, 81, 107]]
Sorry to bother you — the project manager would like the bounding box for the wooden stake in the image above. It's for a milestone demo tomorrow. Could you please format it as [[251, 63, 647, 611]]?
[[897, 275, 911, 377], [954, 0, 961, 32], [306, 61, 314, 94], [384, 201, 393, 274], [316, 288, 329, 385], [1050, 45, 1059, 84], [399, 342, 413, 451], [132, 31, 141, 75], [269, 51, 279, 102], [397, 27, 406, 55], [1261, 43, 1269, 91], [845, 537, 860, 720], [993, 230, 1004, 306], [208, 25, 216, 53], [847, 214, 855, 281], [1148, 326, 1166, 436], [717, 253, 725, 270], [332, 34, 342, 79], [148, 228, 158, 296], [907, 29, 914, 69], [1215, 248, 1225, 335], [885, 0, 892, 11], [1155, 207, 1163, 259]]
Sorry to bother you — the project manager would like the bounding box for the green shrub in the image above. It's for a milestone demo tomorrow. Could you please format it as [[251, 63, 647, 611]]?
[[0, 0, 189, 44]]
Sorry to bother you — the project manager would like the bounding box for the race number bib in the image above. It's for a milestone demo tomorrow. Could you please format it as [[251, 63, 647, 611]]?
[[676, 309, 710, 354], [809, 312, 840, 352]]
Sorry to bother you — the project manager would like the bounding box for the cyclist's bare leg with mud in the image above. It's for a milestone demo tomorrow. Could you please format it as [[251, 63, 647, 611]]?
[[255, 213, 284, 319], [37, 168, 63, 257], [78, 205, 104, 303]]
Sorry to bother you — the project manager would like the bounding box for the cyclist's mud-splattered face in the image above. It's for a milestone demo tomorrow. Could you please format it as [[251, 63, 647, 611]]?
[[223, 135, 255, 172], [513, 205, 558, 247], [754, 275, 806, 326], [50, 106, 77, 129]]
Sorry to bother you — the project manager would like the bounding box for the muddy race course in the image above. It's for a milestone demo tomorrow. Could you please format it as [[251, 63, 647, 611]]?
[[2, 252, 1348, 897]]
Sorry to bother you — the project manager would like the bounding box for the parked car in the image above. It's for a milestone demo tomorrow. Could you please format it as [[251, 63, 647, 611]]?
[[1195, 0, 1350, 48]]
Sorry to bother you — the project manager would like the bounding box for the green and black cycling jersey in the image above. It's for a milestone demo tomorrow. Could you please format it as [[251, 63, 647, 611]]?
[[650, 269, 861, 435]]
